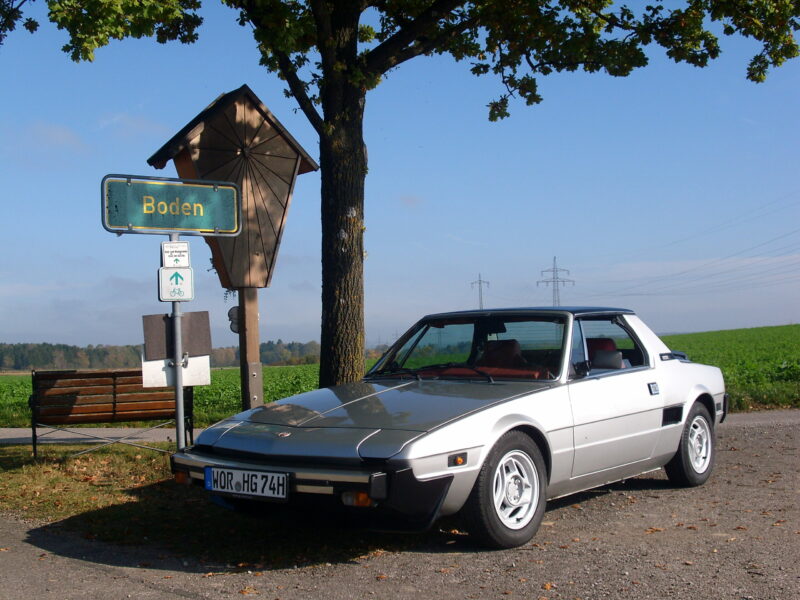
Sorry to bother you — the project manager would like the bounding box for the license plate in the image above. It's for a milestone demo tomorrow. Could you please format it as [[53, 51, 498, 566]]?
[[204, 467, 288, 500]]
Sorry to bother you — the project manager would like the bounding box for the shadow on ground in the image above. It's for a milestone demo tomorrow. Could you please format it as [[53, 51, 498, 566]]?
[[23, 478, 470, 573], [23, 472, 677, 574]]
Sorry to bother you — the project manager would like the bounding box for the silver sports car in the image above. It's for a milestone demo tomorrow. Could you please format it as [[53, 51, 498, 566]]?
[[171, 307, 727, 548]]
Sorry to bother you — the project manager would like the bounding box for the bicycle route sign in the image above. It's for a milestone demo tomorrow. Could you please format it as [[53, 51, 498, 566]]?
[[159, 267, 194, 302]]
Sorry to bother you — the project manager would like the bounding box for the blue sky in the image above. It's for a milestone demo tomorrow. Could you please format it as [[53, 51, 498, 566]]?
[[2, 3, 799, 350]]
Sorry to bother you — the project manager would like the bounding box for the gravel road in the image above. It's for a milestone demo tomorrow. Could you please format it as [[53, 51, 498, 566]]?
[[1, 410, 797, 600]]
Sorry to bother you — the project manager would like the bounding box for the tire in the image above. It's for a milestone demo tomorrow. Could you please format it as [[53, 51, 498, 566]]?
[[462, 431, 547, 548], [665, 402, 715, 487]]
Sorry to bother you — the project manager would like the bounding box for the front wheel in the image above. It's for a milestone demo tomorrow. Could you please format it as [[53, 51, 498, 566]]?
[[462, 431, 547, 548], [665, 402, 715, 487]]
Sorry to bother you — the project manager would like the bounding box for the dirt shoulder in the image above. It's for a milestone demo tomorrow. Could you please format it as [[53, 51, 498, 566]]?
[[0, 410, 797, 600]]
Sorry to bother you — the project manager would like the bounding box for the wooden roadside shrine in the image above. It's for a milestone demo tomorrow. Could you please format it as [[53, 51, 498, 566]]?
[[148, 85, 318, 410]]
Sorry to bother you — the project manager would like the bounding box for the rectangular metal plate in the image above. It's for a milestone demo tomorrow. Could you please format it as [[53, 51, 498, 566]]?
[[142, 312, 211, 361], [204, 467, 288, 500], [102, 174, 241, 236]]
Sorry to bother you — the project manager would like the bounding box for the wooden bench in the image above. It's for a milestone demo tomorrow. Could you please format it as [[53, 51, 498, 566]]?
[[29, 368, 194, 457]]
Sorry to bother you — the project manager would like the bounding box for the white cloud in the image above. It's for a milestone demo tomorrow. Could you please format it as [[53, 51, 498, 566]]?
[[96, 113, 170, 138], [28, 121, 89, 152]]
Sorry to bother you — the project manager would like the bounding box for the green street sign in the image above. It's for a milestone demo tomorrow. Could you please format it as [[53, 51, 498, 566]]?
[[102, 174, 241, 236]]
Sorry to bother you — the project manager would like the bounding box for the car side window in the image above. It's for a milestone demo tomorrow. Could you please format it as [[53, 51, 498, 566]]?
[[578, 317, 648, 374]]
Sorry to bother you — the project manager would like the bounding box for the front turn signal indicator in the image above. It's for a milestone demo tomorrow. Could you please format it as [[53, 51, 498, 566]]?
[[342, 491, 374, 507], [448, 452, 468, 467]]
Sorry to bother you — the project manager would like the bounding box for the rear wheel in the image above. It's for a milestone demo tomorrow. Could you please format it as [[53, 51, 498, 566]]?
[[462, 431, 547, 548], [665, 402, 715, 487]]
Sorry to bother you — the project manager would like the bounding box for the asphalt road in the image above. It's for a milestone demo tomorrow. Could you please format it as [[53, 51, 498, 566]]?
[[1, 409, 797, 600]]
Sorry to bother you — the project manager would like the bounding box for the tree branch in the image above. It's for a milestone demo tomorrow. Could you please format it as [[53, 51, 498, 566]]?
[[364, 0, 469, 75], [308, 0, 333, 66], [274, 48, 325, 138], [0, 0, 29, 35], [389, 14, 479, 69]]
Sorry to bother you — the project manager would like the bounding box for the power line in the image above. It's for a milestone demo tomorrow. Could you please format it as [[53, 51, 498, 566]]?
[[588, 226, 800, 297], [537, 256, 574, 306], [471, 273, 490, 309]]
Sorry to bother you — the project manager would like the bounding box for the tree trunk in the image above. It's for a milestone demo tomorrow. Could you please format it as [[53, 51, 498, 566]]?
[[318, 100, 367, 388]]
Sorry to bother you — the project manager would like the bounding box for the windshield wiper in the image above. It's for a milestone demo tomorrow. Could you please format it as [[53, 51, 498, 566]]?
[[366, 367, 421, 381], [415, 363, 494, 384]]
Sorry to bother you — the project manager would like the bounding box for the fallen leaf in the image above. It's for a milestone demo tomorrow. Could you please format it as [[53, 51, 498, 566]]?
[[238, 586, 258, 595], [0, 548, 8, 552], [542, 582, 555, 590], [683, 561, 694, 566], [644, 527, 665, 534], [376, 574, 388, 581]]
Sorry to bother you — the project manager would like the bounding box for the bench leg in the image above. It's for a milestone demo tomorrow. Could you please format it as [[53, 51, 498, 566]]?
[[31, 421, 37, 458]]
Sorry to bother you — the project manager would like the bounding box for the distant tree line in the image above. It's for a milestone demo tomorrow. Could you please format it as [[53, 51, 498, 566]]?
[[212, 340, 322, 367], [0, 340, 323, 370], [0, 343, 142, 371]]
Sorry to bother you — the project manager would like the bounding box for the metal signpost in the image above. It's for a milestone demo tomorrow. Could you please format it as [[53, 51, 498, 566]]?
[[101, 174, 241, 449]]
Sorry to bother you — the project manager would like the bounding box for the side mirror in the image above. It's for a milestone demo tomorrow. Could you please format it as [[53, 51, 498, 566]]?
[[573, 361, 591, 378]]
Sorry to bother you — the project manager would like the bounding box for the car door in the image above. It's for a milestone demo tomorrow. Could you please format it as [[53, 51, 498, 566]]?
[[568, 316, 664, 479]]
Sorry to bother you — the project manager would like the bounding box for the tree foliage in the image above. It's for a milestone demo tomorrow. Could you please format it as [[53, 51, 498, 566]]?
[[37, 1, 800, 121], [8, 1, 799, 386], [0, 0, 39, 46]]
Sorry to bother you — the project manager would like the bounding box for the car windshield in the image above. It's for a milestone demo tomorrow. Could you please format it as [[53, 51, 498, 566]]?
[[368, 314, 567, 381]]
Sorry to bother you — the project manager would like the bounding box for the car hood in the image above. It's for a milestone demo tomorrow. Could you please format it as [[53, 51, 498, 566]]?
[[195, 378, 550, 460]]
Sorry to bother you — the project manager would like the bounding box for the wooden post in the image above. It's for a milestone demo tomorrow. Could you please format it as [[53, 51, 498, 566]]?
[[239, 288, 263, 410]]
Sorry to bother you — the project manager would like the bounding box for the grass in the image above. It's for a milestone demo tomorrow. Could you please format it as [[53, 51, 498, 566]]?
[[0, 374, 31, 427], [0, 444, 435, 566], [192, 365, 318, 424], [662, 324, 800, 411]]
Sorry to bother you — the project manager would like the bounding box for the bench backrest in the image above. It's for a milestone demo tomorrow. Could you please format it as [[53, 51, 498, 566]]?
[[30, 369, 190, 425]]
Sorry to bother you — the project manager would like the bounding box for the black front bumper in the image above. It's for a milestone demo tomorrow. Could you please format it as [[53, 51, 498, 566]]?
[[171, 450, 453, 530]]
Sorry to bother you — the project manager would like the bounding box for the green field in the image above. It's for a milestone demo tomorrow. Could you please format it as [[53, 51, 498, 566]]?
[[192, 364, 319, 424], [1, 324, 798, 427], [662, 324, 800, 411]]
